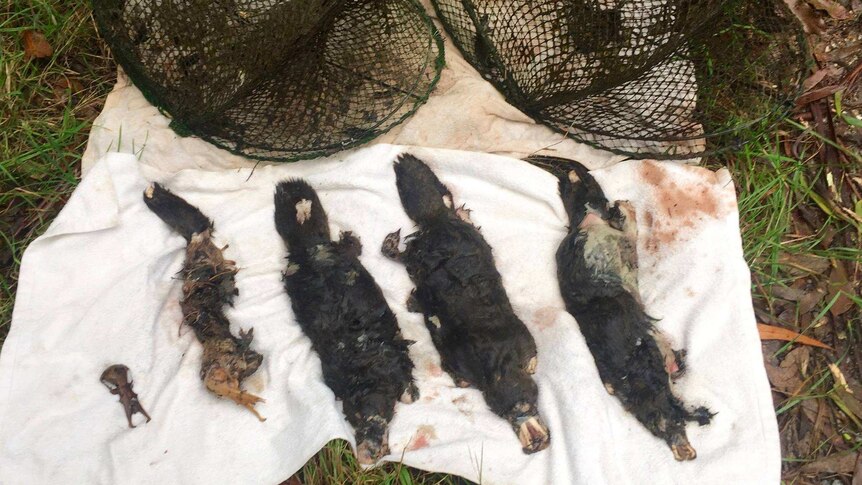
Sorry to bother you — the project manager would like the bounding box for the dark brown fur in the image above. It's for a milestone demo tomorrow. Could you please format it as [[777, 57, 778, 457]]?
[[144, 183, 265, 420], [274, 179, 417, 465], [548, 156, 712, 460], [383, 154, 550, 454]]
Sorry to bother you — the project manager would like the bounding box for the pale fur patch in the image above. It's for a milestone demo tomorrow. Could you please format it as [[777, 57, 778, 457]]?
[[442, 194, 453, 209], [295, 199, 313, 225]]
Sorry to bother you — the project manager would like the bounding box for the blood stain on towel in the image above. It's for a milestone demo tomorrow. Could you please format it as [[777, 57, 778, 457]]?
[[639, 161, 730, 253], [425, 362, 444, 378], [532, 306, 558, 331], [452, 394, 474, 417], [408, 424, 438, 450]]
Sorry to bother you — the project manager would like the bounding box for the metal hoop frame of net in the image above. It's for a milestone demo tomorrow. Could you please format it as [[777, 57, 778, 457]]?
[[431, 0, 807, 159], [93, 0, 445, 162]]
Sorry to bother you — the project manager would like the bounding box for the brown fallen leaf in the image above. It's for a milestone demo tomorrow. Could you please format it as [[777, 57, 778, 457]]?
[[758, 323, 834, 350], [799, 452, 859, 475], [772, 285, 808, 302], [827, 262, 856, 317], [799, 286, 827, 315], [854, 454, 862, 485], [806, 0, 852, 19], [764, 346, 809, 395], [784, 0, 825, 33], [796, 84, 842, 106], [828, 364, 862, 429], [22, 30, 52, 59], [778, 253, 831, 276], [803, 68, 830, 91]]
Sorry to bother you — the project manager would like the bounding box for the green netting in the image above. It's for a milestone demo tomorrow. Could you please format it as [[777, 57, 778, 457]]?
[[92, 0, 444, 162], [432, 0, 806, 159]]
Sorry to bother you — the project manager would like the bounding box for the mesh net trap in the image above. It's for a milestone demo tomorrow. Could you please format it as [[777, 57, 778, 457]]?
[[431, 0, 806, 159], [92, 0, 444, 162]]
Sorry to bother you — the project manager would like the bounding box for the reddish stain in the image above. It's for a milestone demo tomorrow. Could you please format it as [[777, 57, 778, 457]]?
[[407, 424, 438, 451], [452, 395, 473, 417], [533, 306, 558, 331], [640, 161, 668, 186], [425, 362, 443, 377], [639, 161, 730, 253]]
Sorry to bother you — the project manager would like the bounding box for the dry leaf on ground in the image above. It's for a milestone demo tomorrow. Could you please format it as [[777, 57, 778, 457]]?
[[784, 0, 826, 32], [854, 454, 862, 485], [758, 323, 834, 350], [778, 253, 832, 276], [22, 30, 52, 59], [827, 262, 856, 317], [799, 452, 859, 474], [765, 346, 811, 394], [806, 0, 852, 19]]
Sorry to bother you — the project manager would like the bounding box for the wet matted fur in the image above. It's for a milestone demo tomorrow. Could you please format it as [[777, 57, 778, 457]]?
[[551, 157, 712, 461], [274, 179, 417, 465], [383, 154, 550, 454]]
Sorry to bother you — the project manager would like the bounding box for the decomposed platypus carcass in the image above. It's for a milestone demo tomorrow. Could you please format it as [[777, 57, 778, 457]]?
[[144, 183, 265, 421]]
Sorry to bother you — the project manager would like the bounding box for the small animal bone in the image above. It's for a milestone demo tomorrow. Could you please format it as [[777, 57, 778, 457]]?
[[100, 364, 151, 428]]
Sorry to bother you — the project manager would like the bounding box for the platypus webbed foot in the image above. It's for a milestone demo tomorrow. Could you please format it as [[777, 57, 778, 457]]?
[[100, 364, 152, 428], [204, 367, 266, 421], [356, 438, 389, 465], [381, 229, 403, 260], [355, 415, 390, 465], [670, 434, 697, 461], [686, 406, 715, 426], [455, 203, 473, 224], [515, 415, 551, 454]]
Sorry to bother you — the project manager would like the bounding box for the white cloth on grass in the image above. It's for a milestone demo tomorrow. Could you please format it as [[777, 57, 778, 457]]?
[[0, 145, 778, 484]]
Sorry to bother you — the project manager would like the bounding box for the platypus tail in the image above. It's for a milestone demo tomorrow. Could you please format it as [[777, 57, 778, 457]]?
[[393, 154, 453, 225], [143, 183, 212, 241], [274, 179, 331, 249], [526, 155, 608, 228]]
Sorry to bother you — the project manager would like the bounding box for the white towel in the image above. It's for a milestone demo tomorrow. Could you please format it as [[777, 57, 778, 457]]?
[[0, 146, 779, 484]]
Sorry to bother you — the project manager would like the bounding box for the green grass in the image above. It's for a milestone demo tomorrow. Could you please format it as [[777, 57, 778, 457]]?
[[1, 1, 115, 342], [289, 440, 469, 485], [725, 125, 862, 309], [2, 2, 860, 484]]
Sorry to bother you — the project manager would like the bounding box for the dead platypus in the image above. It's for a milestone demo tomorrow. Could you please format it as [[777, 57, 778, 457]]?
[[382, 154, 550, 454], [144, 183, 265, 421], [274, 179, 417, 465], [551, 157, 712, 461]]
